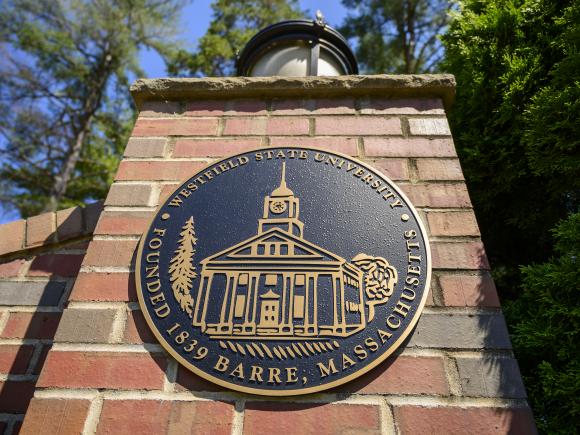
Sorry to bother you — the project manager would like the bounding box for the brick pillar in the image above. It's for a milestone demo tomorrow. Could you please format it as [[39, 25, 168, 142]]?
[[20, 76, 536, 434]]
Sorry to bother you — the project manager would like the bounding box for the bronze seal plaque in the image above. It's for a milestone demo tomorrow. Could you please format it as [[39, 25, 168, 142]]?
[[137, 147, 431, 395]]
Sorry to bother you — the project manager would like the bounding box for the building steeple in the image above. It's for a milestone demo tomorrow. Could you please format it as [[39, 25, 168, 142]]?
[[258, 163, 304, 237], [271, 162, 293, 197]]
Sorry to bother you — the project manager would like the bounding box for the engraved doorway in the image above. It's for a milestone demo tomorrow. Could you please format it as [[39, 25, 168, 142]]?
[[258, 290, 280, 330]]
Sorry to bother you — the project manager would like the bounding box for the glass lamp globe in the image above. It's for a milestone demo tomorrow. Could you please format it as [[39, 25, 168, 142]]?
[[236, 13, 358, 77]]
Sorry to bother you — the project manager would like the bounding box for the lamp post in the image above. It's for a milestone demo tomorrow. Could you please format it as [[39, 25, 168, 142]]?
[[236, 12, 358, 77]]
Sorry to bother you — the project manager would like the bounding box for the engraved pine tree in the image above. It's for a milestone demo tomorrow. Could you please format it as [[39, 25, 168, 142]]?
[[169, 216, 197, 316]]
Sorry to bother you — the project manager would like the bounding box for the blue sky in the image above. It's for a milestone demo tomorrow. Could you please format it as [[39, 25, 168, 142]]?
[[139, 0, 349, 77], [0, 1, 349, 224]]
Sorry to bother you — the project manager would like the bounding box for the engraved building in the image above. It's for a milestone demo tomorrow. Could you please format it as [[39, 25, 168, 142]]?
[[192, 164, 366, 338]]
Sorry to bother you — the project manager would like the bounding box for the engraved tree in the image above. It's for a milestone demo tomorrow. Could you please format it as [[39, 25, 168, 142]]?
[[169, 216, 197, 316]]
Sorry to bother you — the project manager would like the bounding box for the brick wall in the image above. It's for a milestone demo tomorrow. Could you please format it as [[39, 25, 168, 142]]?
[[16, 76, 535, 434], [0, 202, 102, 433]]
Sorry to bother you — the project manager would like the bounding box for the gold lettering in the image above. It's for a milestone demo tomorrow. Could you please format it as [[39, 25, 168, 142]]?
[[169, 196, 183, 207], [288, 149, 297, 158], [353, 345, 368, 360], [353, 168, 365, 177], [149, 292, 165, 304], [180, 188, 192, 197], [393, 301, 412, 317], [268, 367, 282, 384], [390, 199, 403, 208], [154, 303, 170, 318], [152, 228, 166, 237], [238, 156, 249, 165], [276, 150, 286, 159], [148, 238, 162, 250], [145, 265, 159, 279], [214, 355, 230, 372], [255, 152, 263, 161], [229, 363, 244, 380], [286, 367, 298, 383], [250, 365, 264, 382], [361, 173, 374, 184], [203, 171, 214, 180], [342, 353, 356, 370], [314, 152, 325, 162], [404, 230, 417, 239], [317, 359, 338, 377], [299, 150, 308, 159], [146, 251, 160, 263], [219, 163, 230, 172], [146, 279, 161, 293], [408, 265, 421, 275], [364, 337, 379, 352], [377, 329, 393, 343], [406, 276, 420, 286], [401, 287, 416, 301], [387, 315, 401, 329]]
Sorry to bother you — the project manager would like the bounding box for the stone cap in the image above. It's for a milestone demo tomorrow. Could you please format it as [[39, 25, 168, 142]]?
[[130, 74, 456, 110]]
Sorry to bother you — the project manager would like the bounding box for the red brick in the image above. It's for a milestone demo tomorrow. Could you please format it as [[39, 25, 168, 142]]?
[[226, 99, 268, 115], [83, 240, 138, 268], [32, 344, 51, 375], [400, 183, 472, 208], [97, 399, 234, 434], [26, 212, 55, 247], [271, 98, 316, 115], [70, 272, 136, 302], [269, 137, 358, 156], [138, 101, 180, 117], [0, 219, 25, 255], [84, 201, 104, 233], [123, 310, 156, 344], [313, 98, 357, 114], [335, 355, 448, 395], [439, 273, 500, 307], [0, 380, 35, 413], [1, 312, 61, 339], [416, 158, 464, 180], [132, 118, 218, 136], [223, 117, 310, 135], [28, 254, 84, 277], [159, 183, 181, 204], [427, 211, 480, 237], [364, 137, 456, 157], [0, 345, 34, 374], [56, 206, 83, 240], [95, 211, 154, 236], [184, 100, 227, 116], [173, 138, 262, 157], [0, 259, 26, 277], [432, 241, 490, 270], [175, 366, 225, 392], [38, 351, 167, 390], [20, 398, 91, 435], [394, 405, 536, 435], [370, 158, 409, 180], [124, 138, 168, 158], [316, 116, 401, 135], [244, 403, 381, 435], [105, 183, 153, 206], [115, 160, 209, 181], [361, 98, 445, 114]]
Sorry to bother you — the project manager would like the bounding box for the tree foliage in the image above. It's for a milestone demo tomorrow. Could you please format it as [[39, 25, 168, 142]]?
[[442, 0, 579, 295], [506, 213, 580, 433], [168, 0, 304, 77], [0, 0, 186, 217], [442, 0, 580, 431], [340, 0, 450, 73]]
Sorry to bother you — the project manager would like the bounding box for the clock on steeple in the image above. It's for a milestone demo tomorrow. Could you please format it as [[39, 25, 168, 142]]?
[[258, 163, 304, 237]]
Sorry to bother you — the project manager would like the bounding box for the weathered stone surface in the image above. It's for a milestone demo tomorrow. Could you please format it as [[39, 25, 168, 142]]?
[[0, 281, 65, 306], [456, 356, 527, 398], [130, 75, 456, 110], [409, 313, 512, 349]]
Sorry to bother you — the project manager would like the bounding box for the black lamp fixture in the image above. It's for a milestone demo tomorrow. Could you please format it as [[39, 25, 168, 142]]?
[[236, 11, 358, 77]]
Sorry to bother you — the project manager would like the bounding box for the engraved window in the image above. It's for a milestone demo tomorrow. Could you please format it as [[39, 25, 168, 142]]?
[[257, 244, 265, 255], [265, 274, 277, 286]]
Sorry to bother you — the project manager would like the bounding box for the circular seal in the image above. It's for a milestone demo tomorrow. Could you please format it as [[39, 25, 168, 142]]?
[[136, 147, 431, 396]]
